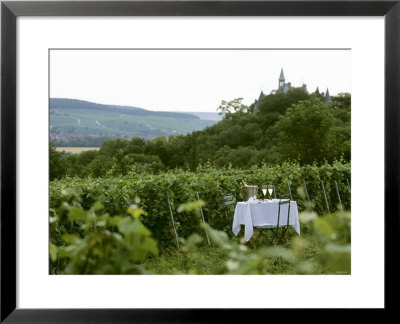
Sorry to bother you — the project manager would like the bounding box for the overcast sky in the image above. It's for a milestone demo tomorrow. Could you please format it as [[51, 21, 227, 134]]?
[[50, 49, 351, 112]]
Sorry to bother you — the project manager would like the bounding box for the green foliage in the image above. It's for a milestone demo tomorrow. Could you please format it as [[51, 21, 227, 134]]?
[[60, 137, 166, 177], [50, 162, 350, 249], [215, 146, 261, 168], [54, 91, 350, 178], [217, 97, 249, 115], [143, 210, 351, 275], [276, 97, 350, 164], [50, 168, 351, 275], [49, 90, 352, 275], [49, 198, 158, 274], [276, 98, 334, 164], [62, 149, 98, 177], [143, 245, 230, 274], [310, 212, 351, 273], [207, 209, 350, 275], [49, 141, 66, 180]]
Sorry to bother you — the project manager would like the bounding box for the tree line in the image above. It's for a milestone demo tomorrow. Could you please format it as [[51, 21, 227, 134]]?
[[50, 89, 351, 180]]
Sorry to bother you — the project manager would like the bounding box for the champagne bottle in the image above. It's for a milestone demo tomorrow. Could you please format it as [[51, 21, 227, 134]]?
[[241, 179, 247, 186]]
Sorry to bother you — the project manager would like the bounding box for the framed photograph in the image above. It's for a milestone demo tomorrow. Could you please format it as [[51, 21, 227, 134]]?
[[1, 0, 397, 321]]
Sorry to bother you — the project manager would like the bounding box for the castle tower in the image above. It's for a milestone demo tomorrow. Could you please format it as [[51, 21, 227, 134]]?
[[254, 90, 265, 113], [278, 68, 285, 92], [324, 88, 331, 103]]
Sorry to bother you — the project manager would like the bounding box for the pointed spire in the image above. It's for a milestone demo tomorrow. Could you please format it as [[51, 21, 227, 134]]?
[[254, 91, 265, 113], [279, 68, 285, 81], [324, 88, 331, 102], [315, 87, 320, 94]]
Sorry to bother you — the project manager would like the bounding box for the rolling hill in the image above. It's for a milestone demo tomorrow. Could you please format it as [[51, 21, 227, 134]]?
[[50, 98, 219, 146]]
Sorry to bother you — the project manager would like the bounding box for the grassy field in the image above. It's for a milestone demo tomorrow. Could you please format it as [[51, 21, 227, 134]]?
[[142, 226, 329, 275], [143, 245, 231, 274], [56, 147, 100, 154]]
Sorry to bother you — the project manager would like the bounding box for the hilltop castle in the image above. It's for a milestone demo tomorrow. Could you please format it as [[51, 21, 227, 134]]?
[[278, 68, 308, 94], [253, 68, 331, 113]]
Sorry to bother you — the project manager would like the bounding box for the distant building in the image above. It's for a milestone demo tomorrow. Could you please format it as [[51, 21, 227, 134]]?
[[324, 88, 331, 103], [253, 91, 265, 114], [278, 68, 308, 94], [253, 68, 332, 113]]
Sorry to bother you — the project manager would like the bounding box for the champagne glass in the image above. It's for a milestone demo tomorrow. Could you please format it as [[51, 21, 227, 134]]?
[[267, 185, 274, 200], [262, 185, 267, 200]]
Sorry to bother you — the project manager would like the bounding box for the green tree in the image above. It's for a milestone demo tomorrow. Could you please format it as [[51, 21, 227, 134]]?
[[63, 150, 98, 177], [275, 98, 336, 164], [215, 146, 259, 168], [189, 133, 198, 171], [49, 142, 66, 180], [145, 136, 169, 166], [166, 135, 192, 168], [217, 98, 249, 115]]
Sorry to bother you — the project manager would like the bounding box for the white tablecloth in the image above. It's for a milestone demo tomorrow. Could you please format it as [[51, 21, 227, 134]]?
[[232, 199, 300, 242]]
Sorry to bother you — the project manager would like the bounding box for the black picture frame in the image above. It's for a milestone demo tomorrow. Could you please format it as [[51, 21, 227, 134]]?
[[1, 0, 398, 321]]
